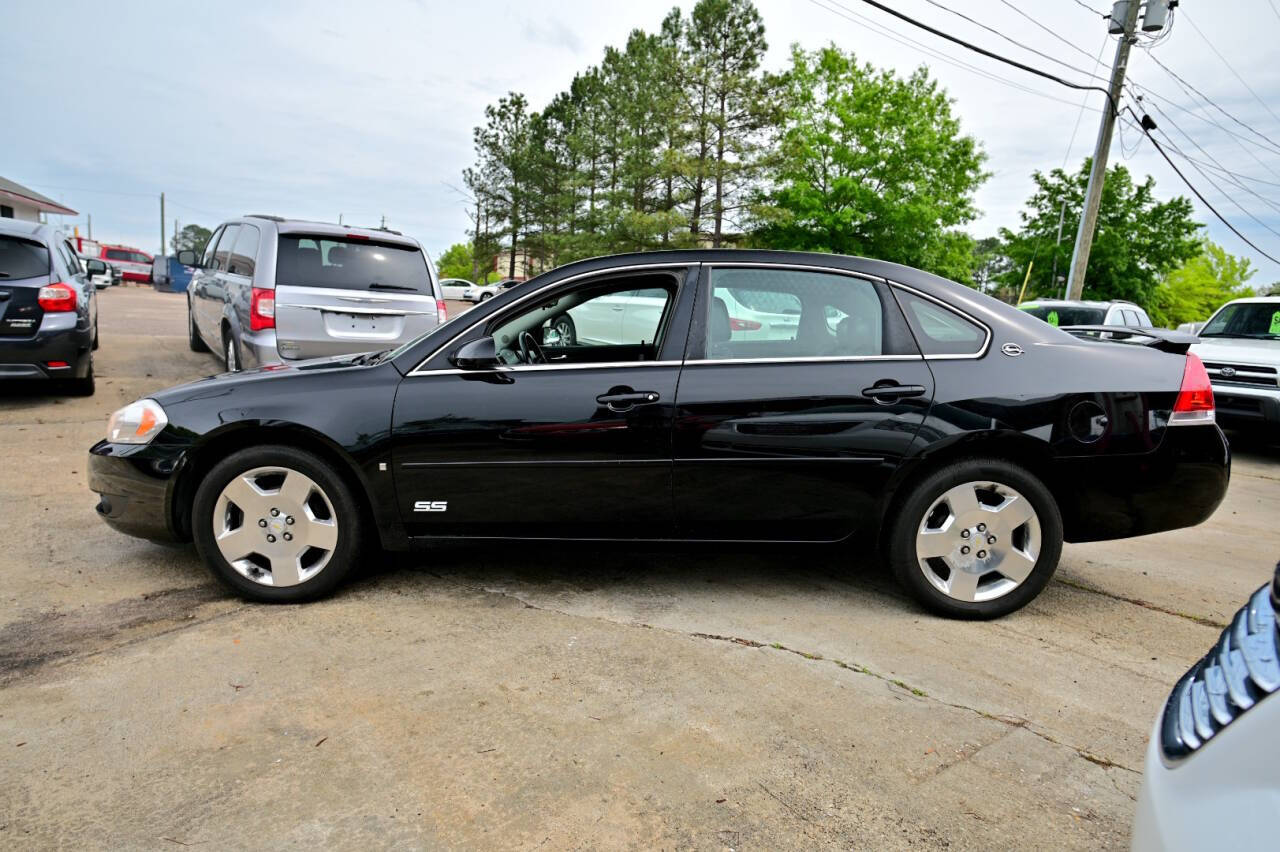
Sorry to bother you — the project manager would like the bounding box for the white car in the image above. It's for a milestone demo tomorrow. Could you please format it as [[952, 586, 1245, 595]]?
[[463, 278, 521, 302], [1190, 296, 1280, 432], [545, 287, 668, 347], [1131, 566, 1279, 850], [439, 278, 472, 300], [80, 255, 116, 289]]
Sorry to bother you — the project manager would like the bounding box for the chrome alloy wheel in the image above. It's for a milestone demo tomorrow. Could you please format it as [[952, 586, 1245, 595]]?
[[226, 338, 238, 372], [212, 466, 338, 587], [914, 480, 1041, 603]]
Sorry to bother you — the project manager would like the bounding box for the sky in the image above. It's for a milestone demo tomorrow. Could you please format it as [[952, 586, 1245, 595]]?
[[5, 0, 1280, 287]]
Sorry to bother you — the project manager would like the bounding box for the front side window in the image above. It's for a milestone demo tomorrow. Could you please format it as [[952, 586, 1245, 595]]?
[[275, 235, 431, 293], [490, 274, 677, 365], [895, 289, 987, 356], [213, 225, 240, 272], [703, 267, 886, 361], [200, 226, 223, 268]]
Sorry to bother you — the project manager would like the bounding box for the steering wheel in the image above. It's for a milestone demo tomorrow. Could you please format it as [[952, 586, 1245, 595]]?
[[518, 330, 547, 365]]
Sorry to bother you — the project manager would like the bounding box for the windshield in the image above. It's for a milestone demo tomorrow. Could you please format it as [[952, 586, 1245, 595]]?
[[1018, 304, 1105, 327], [0, 236, 50, 280], [1200, 302, 1280, 339], [276, 235, 432, 293]]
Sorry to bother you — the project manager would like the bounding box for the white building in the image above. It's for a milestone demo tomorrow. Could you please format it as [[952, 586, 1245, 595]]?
[[0, 176, 77, 222]]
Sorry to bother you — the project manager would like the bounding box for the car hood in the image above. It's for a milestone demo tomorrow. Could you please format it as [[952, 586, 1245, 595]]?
[[1191, 337, 1280, 366], [149, 353, 392, 406]]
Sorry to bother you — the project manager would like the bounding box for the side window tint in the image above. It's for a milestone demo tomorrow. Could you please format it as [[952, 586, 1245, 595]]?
[[201, 227, 223, 268], [213, 225, 240, 272], [705, 268, 884, 360], [229, 224, 260, 277], [895, 289, 987, 356], [1104, 309, 1124, 326]]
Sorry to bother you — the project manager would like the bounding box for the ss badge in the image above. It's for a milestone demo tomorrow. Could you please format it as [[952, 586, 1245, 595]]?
[[414, 500, 448, 512]]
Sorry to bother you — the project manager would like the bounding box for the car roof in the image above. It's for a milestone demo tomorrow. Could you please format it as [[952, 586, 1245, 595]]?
[[1018, 298, 1136, 308], [1219, 295, 1280, 305], [0, 219, 52, 241], [237, 215, 420, 249]]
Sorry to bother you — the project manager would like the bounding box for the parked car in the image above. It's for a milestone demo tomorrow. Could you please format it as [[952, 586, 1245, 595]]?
[[1017, 298, 1152, 329], [463, 278, 521, 302], [89, 250, 1228, 613], [1190, 296, 1280, 431], [439, 278, 473, 300], [82, 255, 117, 289], [1131, 561, 1279, 851], [183, 216, 447, 371], [97, 244, 152, 283], [0, 220, 98, 394], [1176, 320, 1205, 335]]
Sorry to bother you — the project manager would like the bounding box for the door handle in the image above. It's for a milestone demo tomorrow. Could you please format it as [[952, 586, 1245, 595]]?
[[861, 383, 927, 403], [596, 390, 660, 412]]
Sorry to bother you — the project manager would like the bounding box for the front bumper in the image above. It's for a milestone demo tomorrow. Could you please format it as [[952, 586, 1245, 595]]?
[[0, 313, 93, 379], [88, 440, 187, 542], [1210, 382, 1280, 428]]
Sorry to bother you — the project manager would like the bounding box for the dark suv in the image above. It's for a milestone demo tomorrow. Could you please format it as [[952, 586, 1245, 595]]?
[[184, 216, 446, 371], [0, 220, 99, 394]]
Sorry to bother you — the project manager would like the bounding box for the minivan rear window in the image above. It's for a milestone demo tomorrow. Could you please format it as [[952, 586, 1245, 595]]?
[[276, 236, 431, 293], [0, 236, 50, 280]]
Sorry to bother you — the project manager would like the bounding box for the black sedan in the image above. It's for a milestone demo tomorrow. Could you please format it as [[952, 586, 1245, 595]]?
[[88, 250, 1229, 618]]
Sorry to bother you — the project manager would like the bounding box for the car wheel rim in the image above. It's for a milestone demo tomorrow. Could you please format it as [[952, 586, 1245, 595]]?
[[553, 318, 573, 344], [914, 480, 1040, 603], [226, 339, 237, 371], [212, 466, 338, 587]]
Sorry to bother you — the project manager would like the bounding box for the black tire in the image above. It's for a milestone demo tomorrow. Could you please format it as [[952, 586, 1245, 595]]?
[[188, 301, 208, 352], [66, 356, 95, 396], [192, 445, 364, 603], [92, 318, 100, 351], [886, 458, 1063, 620], [223, 331, 240, 372], [549, 313, 577, 346], [480, 292, 492, 301]]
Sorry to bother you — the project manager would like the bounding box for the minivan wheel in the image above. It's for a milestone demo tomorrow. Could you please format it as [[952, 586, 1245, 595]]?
[[192, 445, 363, 602], [887, 458, 1062, 619], [188, 303, 208, 352], [224, 334, 240, 372]]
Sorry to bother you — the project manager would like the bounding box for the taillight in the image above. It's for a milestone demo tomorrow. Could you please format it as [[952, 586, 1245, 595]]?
[[250, 287, 275, 331], [729, 317, 762, 331], [436, 298, 447, 324], [1170, 353, 1215, 425], [37, 283, 76, 312]]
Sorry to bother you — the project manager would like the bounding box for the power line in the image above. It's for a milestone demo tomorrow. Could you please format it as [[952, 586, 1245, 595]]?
[[1180, 9, 1280, 128], [995, 0, 1111, 65], [844, 0, 1119, 111], [1150, 123, 1280, 239], [1070, 0, 1107, 17], [1128, 107, 1280, 265], [1063, 32, 1115, 168], [1270, 0, 1280, 25], [917, 0, 1110, 83], [1128, 77, 1280, 161], [804, 0, 1105, 112], [1140, 50, 1280, 156]]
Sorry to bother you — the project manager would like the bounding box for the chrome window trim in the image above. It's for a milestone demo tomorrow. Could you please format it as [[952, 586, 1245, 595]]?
[[406, 262, 692, 376], [683, 355, 923, 365], [888, 280, 993, 360]]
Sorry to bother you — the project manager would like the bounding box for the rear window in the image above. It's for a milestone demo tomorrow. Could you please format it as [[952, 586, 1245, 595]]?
[[276, 236, 431, 293], [1018, 304, 1105, 327], [0, 236, 50, 280]]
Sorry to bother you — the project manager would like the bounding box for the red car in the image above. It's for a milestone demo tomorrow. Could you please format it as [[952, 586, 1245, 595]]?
[[97, 244, 152, 283]]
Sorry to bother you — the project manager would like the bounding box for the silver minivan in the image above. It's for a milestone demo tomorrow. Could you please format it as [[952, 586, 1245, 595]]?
[[184, 216, 446, 370]]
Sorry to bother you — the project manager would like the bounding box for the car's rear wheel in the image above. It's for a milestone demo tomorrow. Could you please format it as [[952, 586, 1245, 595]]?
[[188, 302, 208, 352], [480, 292, 492, 301], [192, 446, 363, 602], [66, 355, 95, 396], [549, 313, 576, 346], [887, 458, 1062, 619], [92, 318, 100, 351], [224, 333, 240, 372]]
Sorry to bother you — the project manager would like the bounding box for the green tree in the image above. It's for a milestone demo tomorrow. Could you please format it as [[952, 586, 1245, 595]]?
[[472, 92, 533, 279], [1000, 160, 1201, 306], [171, 224, 211, 255], [1150, 239, 1255, 327], [436, 242, 476, 281], [751, 45, 987, 281]]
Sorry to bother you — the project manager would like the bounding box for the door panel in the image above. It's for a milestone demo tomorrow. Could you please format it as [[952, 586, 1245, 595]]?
[[391, 364, 679, 538]]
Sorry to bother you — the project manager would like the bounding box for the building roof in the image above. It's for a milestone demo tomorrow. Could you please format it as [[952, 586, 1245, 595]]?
[[0, 176, 77, 216]]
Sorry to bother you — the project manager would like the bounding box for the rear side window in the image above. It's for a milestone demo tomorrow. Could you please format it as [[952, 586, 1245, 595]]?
[[228, 225, 260, 277], [213, 225, 240, 272], [0, 236, 50, 280], [275, 236, 431, 293], [895, 289, 988, 356]]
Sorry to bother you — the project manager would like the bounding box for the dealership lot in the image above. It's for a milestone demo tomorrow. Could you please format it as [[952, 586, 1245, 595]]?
[[2, 287, 1278, 849]]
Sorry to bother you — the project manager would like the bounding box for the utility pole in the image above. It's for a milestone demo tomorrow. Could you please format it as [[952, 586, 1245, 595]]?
[[1065, 0, 1142, 300], [87, 213, 92, 240], [160, 192, 166, 256]]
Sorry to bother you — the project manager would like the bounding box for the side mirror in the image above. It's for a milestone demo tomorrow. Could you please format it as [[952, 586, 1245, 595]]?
[[85, 259, 107, 275], [177, 249, 198, 266], [450, 336, 501, 369]]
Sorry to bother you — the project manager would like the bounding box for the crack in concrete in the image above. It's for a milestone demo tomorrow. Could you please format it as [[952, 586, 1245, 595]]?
[[468, 579, 1144, 776], [1055, 577, 1227, 629]]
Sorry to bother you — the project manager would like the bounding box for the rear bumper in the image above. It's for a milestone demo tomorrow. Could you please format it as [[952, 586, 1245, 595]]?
[[238, 329, 279, 369], [1210, 383, 1280, 428], [0, 314, 93, 379], [1058, 423, 1230, 542], [88, 440, 186, 543]]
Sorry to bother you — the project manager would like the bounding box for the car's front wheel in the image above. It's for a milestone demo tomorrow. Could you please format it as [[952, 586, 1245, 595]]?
[[188, 301, 208, 352], [480, 292, 492, 301], [886, 458, 1062, 619], [192, 446, 363, 602], [224, 333, 240, 372]]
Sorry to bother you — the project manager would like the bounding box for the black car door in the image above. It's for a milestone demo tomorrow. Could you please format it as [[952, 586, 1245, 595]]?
[[671, 263, 936, 541], [390, 263, 698, 539]]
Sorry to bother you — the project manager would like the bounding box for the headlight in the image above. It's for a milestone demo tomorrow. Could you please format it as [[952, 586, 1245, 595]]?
[[107, 399, 168, 444]]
